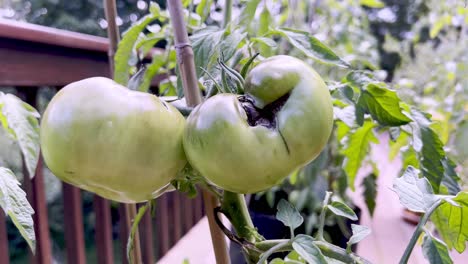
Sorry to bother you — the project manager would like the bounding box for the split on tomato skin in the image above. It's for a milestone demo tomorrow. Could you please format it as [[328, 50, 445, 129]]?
[[183, 55, 334, 194], [40, 77, 187, 203]]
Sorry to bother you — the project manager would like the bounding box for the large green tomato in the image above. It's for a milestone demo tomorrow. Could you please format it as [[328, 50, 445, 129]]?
[[40, 77, 186, 203], [183, 55, 333, 193]]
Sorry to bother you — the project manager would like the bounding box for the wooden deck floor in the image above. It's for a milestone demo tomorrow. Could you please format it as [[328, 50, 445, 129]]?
[[353, 134, 468, 264], [159, 134, 468, 264]]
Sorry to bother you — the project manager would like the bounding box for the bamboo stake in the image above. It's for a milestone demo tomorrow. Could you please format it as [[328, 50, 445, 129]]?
[[166, 1, 230, 263], [103, 1, 142, 263]]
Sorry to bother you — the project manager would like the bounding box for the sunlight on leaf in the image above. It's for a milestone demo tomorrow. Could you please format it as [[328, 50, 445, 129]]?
[[0, 93, 40, 178], [393, 166, 438, 213], [276, 199, 303, 234], [328, 201, 358, 221], [347, 224, 371, 252], [273, 28, 349, 68], [292, 235, 327, 264], [0, 167, 35, 252]]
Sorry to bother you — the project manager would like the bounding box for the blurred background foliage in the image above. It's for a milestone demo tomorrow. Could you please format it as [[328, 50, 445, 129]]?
[[1, 0, 467, 262]]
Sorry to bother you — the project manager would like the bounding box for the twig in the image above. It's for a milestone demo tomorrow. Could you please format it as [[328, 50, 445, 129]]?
[[399, 199, 444, 264], [166, 1, 229, 263], [317, 191, 332, 241]]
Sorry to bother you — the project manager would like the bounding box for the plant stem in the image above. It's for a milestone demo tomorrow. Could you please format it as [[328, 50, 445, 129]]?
[[103, 1, 142, 263], [399, 199, 443, 264], [221, 192, 257, 242], [317, 191, 332, 241], [221, 191, 261, 263], [256, 240, 291, 264], [255, 239, 373, 264], [222, 0, 233, 29], [167, 1, 229, 263]]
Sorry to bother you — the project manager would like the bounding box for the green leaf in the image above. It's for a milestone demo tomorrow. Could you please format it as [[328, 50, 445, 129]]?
[[422, 233, 453, 264], [127, 203, 149, 263], [237, 0, 262, 28], [292, 235, 327, 264], [336, 121, 350, 142], [362, 173, 377, 216], [190, 26, 224, 77], [334, 106, 355, 127], [328, 201, 358, 221], [240, 53, 260, 78], [136, 54, 166, 92], [269, 258, 286, 264], [389, 127, 401, 141], [420, 127, 446, 193], [257, 6, 273, 56], [127, 65, 148, 91], [345, 71, 376, 89], [276, 199, 304, 234], [251, 37, 277, 48], [0, 167, 35, 252], [285, 250, 306, 263], [0, 93, 40, 178], [342, 121, 378, 190], [347, 224, 371, 252], [409, 109, 456, 193], [159, 76, 178, 96], [432, 192, 468, 253], [441, 158, 461, 195], [114, 13, 160, 85], [195, 0, 213, 22], [357, 83, 411, 126], [389, 132, 408, 160], [393, 166, 439, 213], [402, 145, 419, 169], [273, 28, 349, 68], [360, 0, 385, 8], [135, 31, 165, 59], [220, 28, 247, 63]]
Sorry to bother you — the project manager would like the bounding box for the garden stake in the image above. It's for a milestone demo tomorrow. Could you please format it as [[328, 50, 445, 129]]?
[[166, 1, 230, 263]]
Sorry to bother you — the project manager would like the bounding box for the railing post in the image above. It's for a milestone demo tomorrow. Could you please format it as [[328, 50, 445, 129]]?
[[156, 194, 170, 258], [140, 204, 155, 264], [62, 183, 86, 264], [22, 156, 53, 264], [93, 196, 115, 264]]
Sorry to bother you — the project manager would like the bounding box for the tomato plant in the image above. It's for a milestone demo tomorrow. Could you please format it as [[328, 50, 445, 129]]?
[[1, 1, 467, 264]]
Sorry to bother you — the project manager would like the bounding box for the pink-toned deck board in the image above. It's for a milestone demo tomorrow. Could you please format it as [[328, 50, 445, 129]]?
[[353, 134, 468, 263]]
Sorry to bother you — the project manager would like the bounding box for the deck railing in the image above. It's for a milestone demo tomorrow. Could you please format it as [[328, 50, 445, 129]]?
[[0, 18, 204, 263]]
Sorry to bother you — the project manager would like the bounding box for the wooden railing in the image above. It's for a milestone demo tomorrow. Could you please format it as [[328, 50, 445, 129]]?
[[0, 19, 204, 263]]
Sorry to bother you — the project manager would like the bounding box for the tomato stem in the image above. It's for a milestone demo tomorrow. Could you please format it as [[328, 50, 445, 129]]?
[[398, 199, 443, 264], [255, 239, 373, 264], [221, 191, 262, 263], [316, 191, 332, 241]]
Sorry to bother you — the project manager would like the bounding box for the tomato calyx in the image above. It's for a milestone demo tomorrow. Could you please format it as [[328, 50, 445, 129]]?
[[238, 93, 290, 129]]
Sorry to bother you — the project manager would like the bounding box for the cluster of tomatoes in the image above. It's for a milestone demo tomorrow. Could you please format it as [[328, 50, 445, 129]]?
[[40, 55, 333, 203]]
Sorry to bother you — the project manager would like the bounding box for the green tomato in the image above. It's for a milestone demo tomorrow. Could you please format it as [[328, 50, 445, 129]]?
[[183, 55, 334, 193], [40, 77, 186, 203]]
